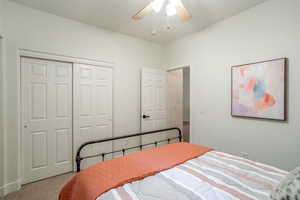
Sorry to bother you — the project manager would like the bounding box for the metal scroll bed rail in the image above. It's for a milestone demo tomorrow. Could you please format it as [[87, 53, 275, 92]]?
[[76, 127, 182, 172]]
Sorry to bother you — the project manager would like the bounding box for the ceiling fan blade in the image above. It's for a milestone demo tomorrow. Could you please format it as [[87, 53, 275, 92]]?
[[132, 3, 153, 20], [175, 1, 192, 21]]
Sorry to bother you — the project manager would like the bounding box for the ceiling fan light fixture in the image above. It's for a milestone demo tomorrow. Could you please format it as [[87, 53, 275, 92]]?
[[151, 0, 165, 13], [169, 0, 182, 6], [132, 0, 191, 21], [166, 3, 176, 16]]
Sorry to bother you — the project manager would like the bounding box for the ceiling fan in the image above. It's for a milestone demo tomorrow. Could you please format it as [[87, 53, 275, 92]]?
[[132, 0, 192, 21]]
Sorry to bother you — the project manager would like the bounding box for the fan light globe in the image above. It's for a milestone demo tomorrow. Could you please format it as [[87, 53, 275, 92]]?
[[166, 3, 176, 16], [151, 0, 165, 13]]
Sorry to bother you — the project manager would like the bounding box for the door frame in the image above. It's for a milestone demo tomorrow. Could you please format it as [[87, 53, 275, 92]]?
[[166, 65, 190, 72], [18, 49, 114, 185]]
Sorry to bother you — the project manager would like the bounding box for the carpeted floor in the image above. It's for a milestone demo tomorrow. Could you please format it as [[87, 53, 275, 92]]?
[[2, 173, 74, 200]]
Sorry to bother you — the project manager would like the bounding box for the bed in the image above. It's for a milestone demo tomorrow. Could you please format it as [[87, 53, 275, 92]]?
[[59, 128, 288, 200]]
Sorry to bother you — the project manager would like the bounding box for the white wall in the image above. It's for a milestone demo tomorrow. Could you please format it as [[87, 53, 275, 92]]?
[[165, 0, 300, 171], [1, 0, 164, 195], [182, 68, 190, 122], [0, 0, 3, 33]]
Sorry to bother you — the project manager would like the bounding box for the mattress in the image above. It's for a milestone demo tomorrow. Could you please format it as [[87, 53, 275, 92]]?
[[97, 151, 287, 200]]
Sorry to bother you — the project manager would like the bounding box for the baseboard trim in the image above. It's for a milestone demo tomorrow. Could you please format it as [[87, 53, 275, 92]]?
[[0, 180, 21, 197]]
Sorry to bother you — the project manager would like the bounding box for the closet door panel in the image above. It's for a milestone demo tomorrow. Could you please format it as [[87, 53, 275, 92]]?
[[74, 64, 113, 169], [22, 58, 72, 184]]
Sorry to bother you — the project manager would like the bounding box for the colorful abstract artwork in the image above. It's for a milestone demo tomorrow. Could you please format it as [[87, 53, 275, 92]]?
[[231, 58, 286, 120]]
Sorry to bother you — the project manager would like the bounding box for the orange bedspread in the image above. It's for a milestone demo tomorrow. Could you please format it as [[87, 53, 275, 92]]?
[[59, 142, 212, 200]]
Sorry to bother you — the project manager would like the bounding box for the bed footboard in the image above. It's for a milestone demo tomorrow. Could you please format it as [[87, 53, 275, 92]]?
[[76, 127, 182, 172]]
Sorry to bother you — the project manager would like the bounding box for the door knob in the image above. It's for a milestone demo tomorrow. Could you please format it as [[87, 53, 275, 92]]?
[[142, 114, 150, 119]]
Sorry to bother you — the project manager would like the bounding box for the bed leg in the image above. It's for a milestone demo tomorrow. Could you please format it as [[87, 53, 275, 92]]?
[[76, 156, 81, 172]]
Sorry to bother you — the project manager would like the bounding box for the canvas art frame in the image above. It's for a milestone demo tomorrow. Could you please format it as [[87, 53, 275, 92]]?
[[231, 58, 287, 121]]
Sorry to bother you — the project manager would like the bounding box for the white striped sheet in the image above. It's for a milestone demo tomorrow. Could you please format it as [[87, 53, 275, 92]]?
[[160, 170, 209, 200], [168, 167, 239, 200], [212, 151, 288, 175], [180, 164, 259, 200], [112, 189, 123, 200], [213, 190, 237, 200], [177, 167, 240, 200], [202, 155, 280, 184], [123, 184, 139, 200], [162, 168, 208, 193], [189, 160, 271, 195], [209, 151, 287, 178], [254, 162, 288, 175], [188, 160, 270, 197]]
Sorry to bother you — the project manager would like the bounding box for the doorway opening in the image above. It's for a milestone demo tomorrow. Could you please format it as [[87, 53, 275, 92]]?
[[167, 66, 190, 142]]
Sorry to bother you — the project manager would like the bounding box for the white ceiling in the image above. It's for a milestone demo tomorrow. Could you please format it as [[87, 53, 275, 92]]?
[[11, 0, 268, 44]]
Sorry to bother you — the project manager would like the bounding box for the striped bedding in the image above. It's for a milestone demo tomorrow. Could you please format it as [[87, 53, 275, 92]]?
[[97, 151, 287, 200]]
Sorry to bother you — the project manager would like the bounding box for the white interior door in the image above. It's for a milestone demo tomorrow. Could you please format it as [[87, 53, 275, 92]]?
[[73, 64, 113, 169], [141, 68, 168, 146], [21, 57, 73, 184]]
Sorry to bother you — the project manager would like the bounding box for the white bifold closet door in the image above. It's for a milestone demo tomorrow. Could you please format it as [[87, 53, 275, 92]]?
[[22, 57, 73, 184], [73, 64, 113, 169]]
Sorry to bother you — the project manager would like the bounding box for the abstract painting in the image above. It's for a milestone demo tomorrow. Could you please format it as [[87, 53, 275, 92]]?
[[231, 58, 286, 120]]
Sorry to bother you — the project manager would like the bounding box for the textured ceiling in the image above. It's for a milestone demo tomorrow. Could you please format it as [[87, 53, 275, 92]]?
[[11, 0, 268, 43]]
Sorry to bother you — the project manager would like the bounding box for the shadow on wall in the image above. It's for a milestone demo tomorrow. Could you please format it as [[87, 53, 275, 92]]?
[[183, 67, 190, 142]]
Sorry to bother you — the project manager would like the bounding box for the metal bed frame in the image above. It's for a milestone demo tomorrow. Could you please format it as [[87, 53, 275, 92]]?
[[76, 127, 182, 172]]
